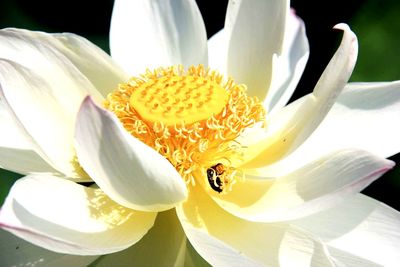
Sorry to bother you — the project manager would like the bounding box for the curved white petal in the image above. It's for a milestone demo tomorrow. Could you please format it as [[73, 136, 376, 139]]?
[[0, 174, 156, 255], [0, 60, 88, 179], [0, 28, 103, 112], [1, 28, 127, 98], [0, 102, 57, 174], [176, 186, 334, 266], [242, 24, 358, 169], [0, 148, 57, 175], [292, 194, 400, 266], [48, 31, 129, 97], [75, 97, 188, 212], [0, 28, 115, 178], [91, 209, 187, 267], [208, 11, 309, 113], [0, 229, 98, 267], [281, 81, 400, 169], [225, 0, 288, 100], [211, 149, 394, 222], [110, 0, 208, 75], [265, 10, 309, 114]]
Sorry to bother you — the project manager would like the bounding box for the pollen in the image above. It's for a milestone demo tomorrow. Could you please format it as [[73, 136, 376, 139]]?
[[104, 65, 265, 193]]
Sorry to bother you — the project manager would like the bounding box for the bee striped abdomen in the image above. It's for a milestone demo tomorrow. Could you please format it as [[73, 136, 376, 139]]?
[[206, 163, 225, 193]]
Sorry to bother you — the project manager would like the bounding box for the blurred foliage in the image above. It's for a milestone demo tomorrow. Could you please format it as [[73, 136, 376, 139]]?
[[0, 169, 22, 206], [351, 0, 400, 81]]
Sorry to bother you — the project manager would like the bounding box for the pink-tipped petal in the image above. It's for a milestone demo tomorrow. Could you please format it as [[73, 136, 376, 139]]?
[[280, 81, 400, 168], [211, 149, 394, 222]]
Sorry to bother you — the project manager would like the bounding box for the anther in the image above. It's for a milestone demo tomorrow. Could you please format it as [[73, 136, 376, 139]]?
[[146, 95, 154, 104], [175, 87, 182, 94]]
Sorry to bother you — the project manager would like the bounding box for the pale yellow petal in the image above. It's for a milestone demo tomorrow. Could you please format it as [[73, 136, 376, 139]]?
[[0, 174, 156, 255]]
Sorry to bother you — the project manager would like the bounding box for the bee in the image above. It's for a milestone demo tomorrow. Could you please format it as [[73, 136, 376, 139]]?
[[206, 163, 225, 193]]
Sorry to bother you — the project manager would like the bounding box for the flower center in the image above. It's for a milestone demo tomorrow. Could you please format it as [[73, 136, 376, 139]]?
[[129, 70, 229, 126], [105, 65, 265, 194]]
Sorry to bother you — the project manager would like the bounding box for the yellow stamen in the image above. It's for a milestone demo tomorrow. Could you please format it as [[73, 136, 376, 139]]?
[[104, 65, 265, 193]]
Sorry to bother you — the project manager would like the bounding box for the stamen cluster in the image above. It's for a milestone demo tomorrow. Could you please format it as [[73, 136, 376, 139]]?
[[105, 65, 265, 189]]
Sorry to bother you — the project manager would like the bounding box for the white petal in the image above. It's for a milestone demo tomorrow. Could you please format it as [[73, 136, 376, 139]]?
[[0, 174, 157, 255], [110, 0, 208, 75], [283, 81, 400, 168], [208, 11, 309, 111], [176, 186, 334, 266], [225, 0, 288, 100], [2, 28, 128, 98], [75, 97, 188, 212], [0, 28, 103, 113], [0, 102, 57, 174], [242, 24, 358, 169], [49, 31, 129, 97], [292, 194, 400, 266], [0, 60, 88, 178], [91, 209, 187, 267], [0, 28, 111, 178], [211, 149, 394, 222], [0, 229, 98, 267], [0, 147, 57, 175], [265, 10, 309, 114], [208, 29, 227, 75]]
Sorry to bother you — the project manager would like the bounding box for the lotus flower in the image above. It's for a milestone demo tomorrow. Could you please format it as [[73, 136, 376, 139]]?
[[1, 0, 400, 266]]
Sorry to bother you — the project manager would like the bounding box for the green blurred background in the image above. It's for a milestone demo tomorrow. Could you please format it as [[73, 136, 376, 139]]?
[[0, 0, 399, 210]]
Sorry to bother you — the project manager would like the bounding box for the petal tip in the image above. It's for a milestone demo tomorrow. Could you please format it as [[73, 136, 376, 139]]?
[[333, 23, 358, 50], [333, 23, 350, 31]]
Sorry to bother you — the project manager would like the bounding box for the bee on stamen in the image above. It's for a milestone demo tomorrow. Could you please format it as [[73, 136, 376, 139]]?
[[206, 163, 225, 193]]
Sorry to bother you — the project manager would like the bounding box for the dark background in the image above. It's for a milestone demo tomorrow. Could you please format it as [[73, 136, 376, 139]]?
[[0, 0, 399, 209]]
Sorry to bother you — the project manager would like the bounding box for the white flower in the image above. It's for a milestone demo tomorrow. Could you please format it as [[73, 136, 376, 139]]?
[[0, 0, 400, 266]]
